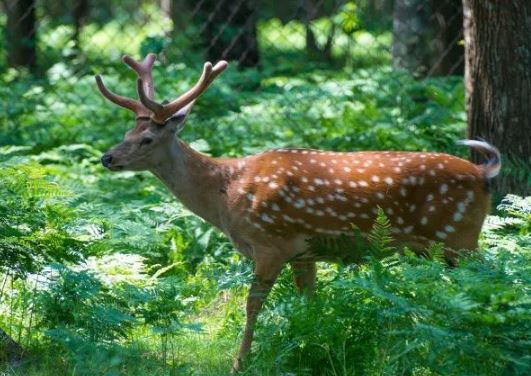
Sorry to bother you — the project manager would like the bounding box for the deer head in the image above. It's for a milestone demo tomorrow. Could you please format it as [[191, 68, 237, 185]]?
[[95, 54, 227, 171]]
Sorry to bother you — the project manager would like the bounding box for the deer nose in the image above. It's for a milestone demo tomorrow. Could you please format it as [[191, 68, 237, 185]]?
[[101, 154, 113, 167]]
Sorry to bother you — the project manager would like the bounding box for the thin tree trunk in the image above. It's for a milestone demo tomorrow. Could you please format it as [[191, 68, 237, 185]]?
[[392, 0, 432, 76], [463, 0, 531, 197], [304, 0, 319, 58], [4, 0, 37, 73], [166, 0, 188, 31], [198, 0, 259, 68], [73, 0, 88, 52], [304, 0, 337, 62], [429, 0, 464, 76], [393, 0, 464, 77]]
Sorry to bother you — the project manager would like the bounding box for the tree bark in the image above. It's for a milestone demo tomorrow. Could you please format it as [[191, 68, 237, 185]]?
[[392, 0, 464, 77], [429, 0, 464, 76], [196, 0, 259, 68], [166, 0, 189, 32], [73, 0, 89, 52], [4, 0, 38, 73], [392, 0, 432, 76], [463, 0, 531, 197], [303, 0, 337, 62]]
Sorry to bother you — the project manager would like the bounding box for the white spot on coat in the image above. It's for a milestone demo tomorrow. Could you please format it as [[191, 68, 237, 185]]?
[[282, 214, 294, 223], [294, 199, 306, 208], [403, 226, 414, 234], [261, 213, 274, 224]]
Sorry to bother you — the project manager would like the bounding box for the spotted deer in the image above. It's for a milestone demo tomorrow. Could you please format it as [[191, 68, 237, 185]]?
[[95, 54, 501, 371]]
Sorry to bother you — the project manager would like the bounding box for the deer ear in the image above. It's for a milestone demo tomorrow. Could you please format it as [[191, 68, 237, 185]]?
[[165, 101, 195, 133]]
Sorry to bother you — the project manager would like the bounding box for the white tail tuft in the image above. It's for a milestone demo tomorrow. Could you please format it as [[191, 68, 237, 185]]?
[[457, 139, 501, 179]]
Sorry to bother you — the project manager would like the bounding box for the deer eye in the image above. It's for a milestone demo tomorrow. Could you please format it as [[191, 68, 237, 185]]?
[[140, 137, 153, 146]]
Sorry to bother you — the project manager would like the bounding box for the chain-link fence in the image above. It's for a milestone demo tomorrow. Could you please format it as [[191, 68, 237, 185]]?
[[1, 0, 464, 117], [1, 0, 467, 366]]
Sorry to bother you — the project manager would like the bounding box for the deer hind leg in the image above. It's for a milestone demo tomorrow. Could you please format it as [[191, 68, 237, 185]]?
[[290, 261, 316, 296], [232, 255, 285, 373]]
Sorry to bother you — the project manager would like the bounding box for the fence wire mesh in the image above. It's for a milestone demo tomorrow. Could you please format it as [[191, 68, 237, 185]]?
[[1, 0, 466, 365]]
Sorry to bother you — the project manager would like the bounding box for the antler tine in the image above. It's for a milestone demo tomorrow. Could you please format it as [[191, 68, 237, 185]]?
[[137, 60, 228, 124], [122, 53, 157, 100], [208, 60, 229, 84], [95, 74, 149, 116], [136, 78, 164, 117]]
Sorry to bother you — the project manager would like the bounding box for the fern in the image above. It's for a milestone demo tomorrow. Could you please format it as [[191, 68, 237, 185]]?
[[254, 196, 531, 376], [368, 207, 396, 257]]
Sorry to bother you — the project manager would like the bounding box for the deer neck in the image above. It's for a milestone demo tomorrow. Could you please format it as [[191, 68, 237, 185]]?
[[149, 138, 230, 229]]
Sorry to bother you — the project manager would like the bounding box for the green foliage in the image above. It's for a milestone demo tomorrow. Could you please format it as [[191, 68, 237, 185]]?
[[37, 265, 135, 343], [0, 9, 529, 376], [367, 207, 396, 257], [252, 203, 531, 375], [0, 158, 84, 277], [33, 263, 197, 374]]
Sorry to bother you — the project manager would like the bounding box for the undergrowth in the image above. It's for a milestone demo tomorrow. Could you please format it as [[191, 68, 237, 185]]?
[[0, 18, 529, 376]]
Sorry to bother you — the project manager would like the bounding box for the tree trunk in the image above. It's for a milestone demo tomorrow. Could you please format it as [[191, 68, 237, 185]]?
[[4, 0, 37, 73], [197, 0, 259, 68], [392, 0, 464, 77], [463, 0, 531, 197], [73, 0, 88, 52], [392, 0, 432, 76], [0, 327, 24, 364], [166, 0, 188, 31], [429, 0, 464, 76], [303, 0, 336, 62]]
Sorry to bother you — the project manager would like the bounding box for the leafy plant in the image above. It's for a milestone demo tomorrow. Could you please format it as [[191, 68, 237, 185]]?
[[252, 197, 531, 376]]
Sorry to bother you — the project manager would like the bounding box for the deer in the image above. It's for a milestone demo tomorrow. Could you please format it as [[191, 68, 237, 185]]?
[[95, 53, 501, 372]]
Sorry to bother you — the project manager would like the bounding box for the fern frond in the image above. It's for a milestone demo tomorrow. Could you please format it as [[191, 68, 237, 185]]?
[[368, 207, 395, 258]]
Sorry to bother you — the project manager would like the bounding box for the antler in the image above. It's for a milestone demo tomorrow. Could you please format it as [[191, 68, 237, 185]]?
[[122, 53, 156, 100], [137, 60, 228, 124], [95, 75, 148, 115], [94, 53, 157, 118]]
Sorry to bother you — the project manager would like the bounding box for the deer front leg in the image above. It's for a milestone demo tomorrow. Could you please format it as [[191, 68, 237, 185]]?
[[232, 257, 284, 373], [290, 261, 316, 296]]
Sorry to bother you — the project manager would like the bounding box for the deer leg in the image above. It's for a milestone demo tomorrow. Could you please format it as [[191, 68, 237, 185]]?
[[232, 258, 284, 373], [290, 261, 316, 296]]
